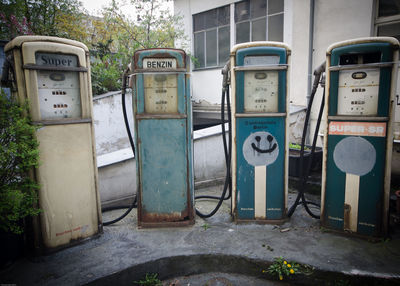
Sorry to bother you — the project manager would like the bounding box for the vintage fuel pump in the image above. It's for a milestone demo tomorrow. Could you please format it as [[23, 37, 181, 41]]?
[[230, 42, 290, 222], [321, 37, 399, 237], [3, 36, 102, 252], [130, 49, 194, 227]]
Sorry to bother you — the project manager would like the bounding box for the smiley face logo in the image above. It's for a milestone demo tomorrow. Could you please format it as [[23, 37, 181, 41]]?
[[243, 131, 279, 166]]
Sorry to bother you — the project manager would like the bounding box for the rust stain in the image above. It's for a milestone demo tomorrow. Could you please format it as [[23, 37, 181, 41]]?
[[141, 208, 190, 223], [343, 204, 351, 230]]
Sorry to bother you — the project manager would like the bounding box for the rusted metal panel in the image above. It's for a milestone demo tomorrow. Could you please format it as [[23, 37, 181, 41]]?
[[321, 37, 399, 237], [132, 48, 194, 227], [5, 36, 102, 253]]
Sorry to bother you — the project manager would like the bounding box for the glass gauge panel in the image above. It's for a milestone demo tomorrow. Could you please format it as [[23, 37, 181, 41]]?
[[244, 70, 279, 112], [38, 70, 82, 119], [337, 68, 380, 116], [144, 74, 178, 114]]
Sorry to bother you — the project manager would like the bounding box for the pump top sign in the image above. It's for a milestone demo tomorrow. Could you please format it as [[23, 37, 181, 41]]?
[[143, 58, 177, 70], [35, 52, 78, 67]]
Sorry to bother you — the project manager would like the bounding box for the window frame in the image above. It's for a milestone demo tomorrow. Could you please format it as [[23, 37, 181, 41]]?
[[374, 0, 400, 40], [234, 0, 284, 44], [193, 6, 231, 70]]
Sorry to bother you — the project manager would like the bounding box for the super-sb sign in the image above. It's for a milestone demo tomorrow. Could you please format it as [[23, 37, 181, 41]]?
[[329, 121, 386, 137]]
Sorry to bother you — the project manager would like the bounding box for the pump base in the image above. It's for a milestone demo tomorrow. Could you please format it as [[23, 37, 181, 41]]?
[[138, 218, 195, 229], [234, 217, 288, 225]]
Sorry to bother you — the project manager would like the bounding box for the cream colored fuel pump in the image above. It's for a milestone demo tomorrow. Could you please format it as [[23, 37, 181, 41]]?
[[3, 36, 102, 252]]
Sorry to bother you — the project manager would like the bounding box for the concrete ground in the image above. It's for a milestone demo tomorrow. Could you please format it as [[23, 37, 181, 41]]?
[[1, 184, 400, 285]]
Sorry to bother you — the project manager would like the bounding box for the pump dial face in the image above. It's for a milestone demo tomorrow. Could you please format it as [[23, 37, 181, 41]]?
[[337, 68, 380, 116], [244, 71, 278, 112], [144, 74, 178, 114], [38, 70, 82, 119]]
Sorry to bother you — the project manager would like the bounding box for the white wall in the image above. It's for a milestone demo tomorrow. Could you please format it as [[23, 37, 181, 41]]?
[[174, 0, 238, 107], [192, 69, 224, 105], [96, 126, 229, 206], [175, 0, 312, 109], [92, 91, 134, 155], [309, 0, 374, 145], [287, 0, 311, 106]]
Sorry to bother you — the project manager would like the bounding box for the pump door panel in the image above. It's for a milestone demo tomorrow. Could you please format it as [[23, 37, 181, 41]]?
[[337, 68, 380, 116], [144, 74, 178, 114], [244, 70, 279, 112], [36, 53, 82, 120]]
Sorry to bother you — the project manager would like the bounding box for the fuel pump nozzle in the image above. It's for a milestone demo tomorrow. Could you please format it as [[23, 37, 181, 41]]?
[[221, 61, 231, 92]]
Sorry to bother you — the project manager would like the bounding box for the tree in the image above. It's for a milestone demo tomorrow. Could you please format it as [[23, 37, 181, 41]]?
[[0, 0, 189, 94], [88, 0, 189, 95], [0, 0, 85, 40]]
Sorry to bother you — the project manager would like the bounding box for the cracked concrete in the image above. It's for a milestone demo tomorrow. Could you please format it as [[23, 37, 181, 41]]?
[[0, 185, 399, 285]]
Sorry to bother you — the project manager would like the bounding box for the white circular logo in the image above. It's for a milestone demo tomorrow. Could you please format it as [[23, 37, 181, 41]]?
[[333, 136, 376, 176], [242, 131, 279, 166]]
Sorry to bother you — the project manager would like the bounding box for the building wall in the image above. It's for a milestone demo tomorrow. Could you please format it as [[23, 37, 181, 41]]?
[[174, 0, 379, 145], [92, 91, 134, 156], [174, 0, 312, 108], [309, 0, 374, 145]]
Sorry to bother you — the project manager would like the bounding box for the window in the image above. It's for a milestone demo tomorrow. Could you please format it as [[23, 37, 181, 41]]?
[[193, 5, 230, 68], [375, 0, 400, 40], [235, 0, 284, 44]]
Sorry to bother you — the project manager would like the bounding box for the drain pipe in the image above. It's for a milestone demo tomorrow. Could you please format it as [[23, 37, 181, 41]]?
[[305, 0, 315, 145], [307, 0, 315, 105]]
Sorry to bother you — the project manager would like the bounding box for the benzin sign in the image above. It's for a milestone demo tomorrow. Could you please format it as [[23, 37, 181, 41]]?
[[143, 58, 177, 70], [329, 121, 386, 137]]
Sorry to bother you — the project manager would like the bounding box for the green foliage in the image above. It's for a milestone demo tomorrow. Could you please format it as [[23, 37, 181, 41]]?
[[289, 143, 310, 151], [91, 53, 123, 95], [134, 273, 162, 286], [265, 257, 300, 281], [202, 223, 210, 231], [0, 0, 189, 95], [0, 90, 40, 234], [0, 0, 85, 40]]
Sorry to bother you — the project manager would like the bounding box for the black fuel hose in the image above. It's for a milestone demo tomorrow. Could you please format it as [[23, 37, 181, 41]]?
[[287, 62, 325, 219], [103, 67, 137, 226], [195, 66, 232, 218], [195, 85, 232, 201]]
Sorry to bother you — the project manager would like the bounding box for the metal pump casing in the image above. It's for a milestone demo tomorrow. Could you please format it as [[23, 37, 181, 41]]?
[[230, 42, 290, 223], [131, 48, 194, 227], [4, 36, 102, 252], [321, 37, 399, 237]]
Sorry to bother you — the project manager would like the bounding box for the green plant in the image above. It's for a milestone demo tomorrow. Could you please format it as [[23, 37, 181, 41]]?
[[289, 143, 311, 151], [202, 223, 210, 231], [134, 273, 162, 286], [265, 257, 300, 281], [0, 90, 41, 234], [91, 53, 123, 95]]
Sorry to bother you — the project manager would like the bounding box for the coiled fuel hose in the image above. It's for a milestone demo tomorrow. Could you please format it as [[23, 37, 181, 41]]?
[[195, 62, 232, 218], [287, 62, 326, 219], [103, 67, 137, 226]]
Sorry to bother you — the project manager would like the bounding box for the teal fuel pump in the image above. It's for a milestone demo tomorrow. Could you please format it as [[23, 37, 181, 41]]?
[[230, 42, 290, 223], [321, 37, 399, 237], [131, 49, 194, 227]]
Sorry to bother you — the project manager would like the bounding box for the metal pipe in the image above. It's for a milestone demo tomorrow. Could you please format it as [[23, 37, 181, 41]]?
[[306, 0, 315, 105]]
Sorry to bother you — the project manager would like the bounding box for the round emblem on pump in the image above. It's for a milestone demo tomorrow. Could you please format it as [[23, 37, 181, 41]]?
[[333, 136, 376, 176], [242, 131, 279, 166]]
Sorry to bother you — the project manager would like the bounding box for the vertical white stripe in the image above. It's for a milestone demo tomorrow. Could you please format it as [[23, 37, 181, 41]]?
[[344, 173, 360, 232], [254, 165, 267, 219]]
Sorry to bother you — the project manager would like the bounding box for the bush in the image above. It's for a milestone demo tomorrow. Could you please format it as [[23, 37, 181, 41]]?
[[0, 89, 40, 234], [91, 54, 123, 96]]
